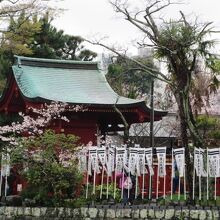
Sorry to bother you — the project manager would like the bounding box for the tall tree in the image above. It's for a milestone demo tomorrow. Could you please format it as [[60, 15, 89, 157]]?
[[107, 56, 154, 99], [1, 12, 41, 58], [88, 0, 220, 201], [0, 11, 41, 89], [30, 13, 97, 61], [0, 12, 41, 87]]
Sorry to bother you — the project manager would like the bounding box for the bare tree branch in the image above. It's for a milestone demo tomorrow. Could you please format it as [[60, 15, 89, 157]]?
[[0, 0, 55, 18], [85, 38, 172, 84], [113, 96, 129, 140], [179, 10, 190, 27], [7, 0, 20, 4], [146, 0, 178, 15], [0, 0, 37, 16], [110, 1, 156, 40]]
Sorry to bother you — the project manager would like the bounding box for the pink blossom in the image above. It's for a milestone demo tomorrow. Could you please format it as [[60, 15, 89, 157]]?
[[0, 101, 83, 145]]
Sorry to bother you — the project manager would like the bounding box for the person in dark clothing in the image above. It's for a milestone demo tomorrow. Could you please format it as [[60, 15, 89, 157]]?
[[173, 160, 184, 194], [118, 169, 136, 205], [129, 174, 136, 204], [173, 160, 179, 193], [7, 169, 16, 196], [117, 171, 132, 205]]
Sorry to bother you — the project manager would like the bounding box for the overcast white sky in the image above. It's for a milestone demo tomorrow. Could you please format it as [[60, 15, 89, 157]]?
[[51, 0, 220, 55]]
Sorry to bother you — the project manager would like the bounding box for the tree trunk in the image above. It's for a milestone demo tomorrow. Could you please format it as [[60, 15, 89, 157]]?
[[113, 104, 130, 142], [175, 91, 193, 202], [173, 68, 204, 202]]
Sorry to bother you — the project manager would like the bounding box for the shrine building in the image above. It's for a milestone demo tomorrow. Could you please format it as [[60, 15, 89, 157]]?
[[0, 56, 167, 144]]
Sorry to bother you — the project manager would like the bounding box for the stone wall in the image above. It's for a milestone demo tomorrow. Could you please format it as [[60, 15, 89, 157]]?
[[0, 205, 219, 219]]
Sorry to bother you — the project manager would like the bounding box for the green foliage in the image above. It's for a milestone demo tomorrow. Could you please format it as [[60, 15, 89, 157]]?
[[80, 183, 121, 206], [157, 22, 217, 77], [209, 130, 220, 139], [107, 56, 154, 98], [29, 13, 97, 61], [208, 60, 220, 94], [158, 194, 186, 205], [96, 183, 121, 203], [77, 49, 97, 61], [1, 12, 41, 57], [196, 115, 218, 129], [0, 12, 42, 84], [11, 130, 83, 206], [155, 19, 220, 117], [70, 197, 88, 208], [0, 55, 11, 80], [196, 115, 220, 140], [29, 13, 66, 59]]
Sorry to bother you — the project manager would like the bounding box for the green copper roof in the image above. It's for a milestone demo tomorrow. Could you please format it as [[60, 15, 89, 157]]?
[[12, 56, 144, 106]]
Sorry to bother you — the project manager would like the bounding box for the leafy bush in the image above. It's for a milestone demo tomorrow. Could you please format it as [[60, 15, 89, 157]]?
[[196, 115, 220, 140], [83, 183, 121, 204], [11, 129, 83, 206], [96, 183, 121, 203]]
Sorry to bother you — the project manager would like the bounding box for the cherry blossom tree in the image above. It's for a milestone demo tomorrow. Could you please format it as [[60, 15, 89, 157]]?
[[0, 101, 82, 145], [0, 101, 83, 203]]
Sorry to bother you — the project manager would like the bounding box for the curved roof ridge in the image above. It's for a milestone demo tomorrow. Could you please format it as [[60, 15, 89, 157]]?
[[14, 55, 98, 65]]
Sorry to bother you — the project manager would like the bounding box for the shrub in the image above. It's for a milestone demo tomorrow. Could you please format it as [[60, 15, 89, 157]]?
[[11, 129, 83, 206]]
